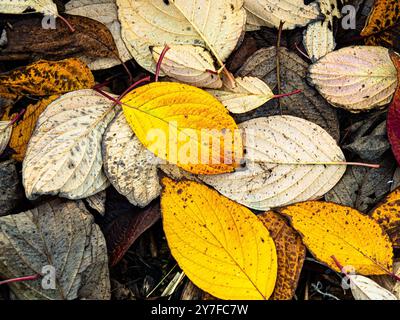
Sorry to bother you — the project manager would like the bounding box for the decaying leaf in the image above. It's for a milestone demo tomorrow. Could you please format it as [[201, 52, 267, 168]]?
[[65, 0, 132, 70], [23, 89, 116, 200], [116, 0, 246, 73], [201, 116, 346, 211], [0, 15, 118, 63], [0, 199, 110, 299], [370, 187, 400, 249], [0, 58, 95, 100], [85, 190, 106, 216], [259, 211, 306, 300], [236, 47, 340, 141], [102, 201, 161, 267], [0, 120, 11, 154], [121, 82, 242, 175], [325, 155, 396, 212], [279, 201, 393, 275], [244, 0, 322, 30], [387, 52, 400, 166], [0, 160, 23, 217], [0, 0, 58, 15], [161, 178, 277, 300], [152, 45, 222, 89], [207, 76, 274, 114], [303, 20, 336, 62], [349, 275, 397, 300], [1, 96, 59, 161], [102, 111, 160, 207], [308, 46, 398, 112]]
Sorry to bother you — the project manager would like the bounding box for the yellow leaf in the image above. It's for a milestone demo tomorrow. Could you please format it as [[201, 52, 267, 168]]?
[[121, 82, 242, 175], [1, 96, 59, 161], [259, 211, 306, 300], [161, 177, 277, 300], [371, 187, 400, 249], [0, 58, 95, 100], [279, 201, 393, 275]]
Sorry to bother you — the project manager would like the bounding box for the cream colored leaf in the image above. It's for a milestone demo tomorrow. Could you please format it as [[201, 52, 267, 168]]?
[[23, 89, 116, 200], [201, 116, 346, 211], [85, 190, 106, 215], [102, 111, 160, 207], [65, 0, 131, 70], [349, 275, 397, 300], [0, 121, 12, 155], [117, 0, 245, 73], [207, 76, 274, 113], [152, 45, 222, 89], [0, 0, 58, 15], [244, 0, 322, 30], [303, 20, 336, 63], [245, 10, 274, 31], [308, 46, 398, 112]]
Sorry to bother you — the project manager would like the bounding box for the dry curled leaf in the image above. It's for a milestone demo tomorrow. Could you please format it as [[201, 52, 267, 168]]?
[[236, 47, 340, 141], [117, 0, 246, 74], [0, 58, 95, 100], [279, 201, 393, 275], [308, 46, 398, 112], [23, 89, 116, 200], [259, 211, 306, 300], [0, 15, 118, 63], [102, 111, 160, 207], [0, 160, 23, 217], [152, 45, 222, 89], [207, 76, 274, 114], [85, 190, 107, 216], [161, 178, 277, 300], [121, 82, 242, 175], [0, 199, 110, 299], [201, 116, 346, 211]]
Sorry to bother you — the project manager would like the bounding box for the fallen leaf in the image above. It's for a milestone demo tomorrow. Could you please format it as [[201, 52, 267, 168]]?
[[102, 111, 161, 207], [85, 190, 106, 216], [0, 120, 11, 154], [207, 76, 274, 114], [373, 262, 400, 299], [201, 116, 346, 211], [0, 15, 118, 63], [387, 51, 400, 166], [102, 201, 161, 267], [303, 20, 336, 62], [245, 10, 275, 31], [370, 187, 400, 249], [65, 0, 132, 70], [308, 46, 398, 112], [236, 47, 340, 141], [161, 177, 277, 300], [121, 82, 243, 175], [23, 89, 116, 200], [325, 155, 396, 212], [278, 201, 393, 275], [349, 275, 397, 300], [243, 0, 322, 30], [0, 0, 58, 15], [0, 160, 23, 216], [2, 96, 59, 161], [0, 58, 95, 100], [116, 0, 245, 73], [0, 199, 110, 299], [152, 45, 222, 89], [259, 211, 306, 300]]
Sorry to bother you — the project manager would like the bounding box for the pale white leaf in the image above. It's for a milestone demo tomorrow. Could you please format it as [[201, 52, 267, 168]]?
[[200, 116, 346, 211], [303, 20, 336, 63], [0, 121, 12, 155], [245, 10, 274, 31], [23, 89, 116, 200], [308, 46, 398, 112], [349, 275, 397, 300], [0, 0, 58, 15]]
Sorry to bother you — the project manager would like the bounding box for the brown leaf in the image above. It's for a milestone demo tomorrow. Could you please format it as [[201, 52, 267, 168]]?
[[259, 211, 306, 300], [0, 14, 118, 62], [235, 47, 340, 141], [0, 58, 94, 99], [0, 159, 23, 216]]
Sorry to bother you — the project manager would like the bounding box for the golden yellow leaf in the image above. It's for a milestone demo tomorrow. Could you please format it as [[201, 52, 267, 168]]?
[[161, 177, 277, 300], [2, 96, 58, 161], [0, 58, 95, 100], [370, 187, 400, 249], [278, 201, 393, 275], [259, 211, 306, 300], [121, 82, 242, 175]]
